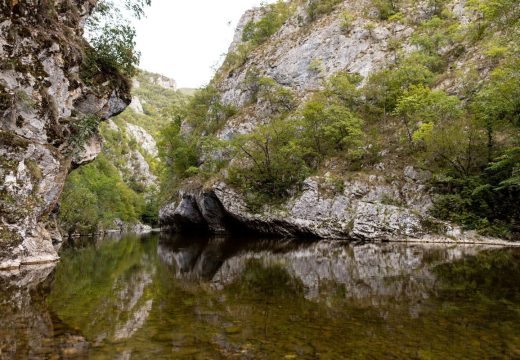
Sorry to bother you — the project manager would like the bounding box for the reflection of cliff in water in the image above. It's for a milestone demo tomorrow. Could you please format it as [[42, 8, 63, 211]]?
[[158, 234, 485, 306], [0, 265, 89, 359], [47, 234, 157, 345]]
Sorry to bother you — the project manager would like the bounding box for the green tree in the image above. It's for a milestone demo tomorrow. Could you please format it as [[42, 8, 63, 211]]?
[[393, 85, 462, 146], [257, 77, 296, 114], [300, 95, 364, 161], [472, 57, 520, 161], [324, 72, 363, 109], [242, 1, 292, 45], [159, 120, 199, 180], [229, 118, 309, 204], [85, 0, 151, 77], [363, 56, 435, 118]]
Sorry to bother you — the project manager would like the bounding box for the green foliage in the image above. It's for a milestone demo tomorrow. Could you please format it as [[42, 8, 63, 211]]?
[[184, 85, 237, 134], [257, 77, 296, 114], [410, 15, 460, 70], [158, 120, 200, 181], [307, 0, 343, 21], [430, 151, 520, 238], [393, 85, 463, 146], [242, 1, 292, 46], [89, 24, 139, 77], [324, 72, 363, 109], [69, 115, 101, 155], [221, 44, 253, 73], [85, 0, 151, 77], [229, 117, 310, 208], [340, 11, 355, 32], [373, 0, 398, 20], [467, 0, 520, 31], [363, 55, 435, 117], [60, 154, 145, 234], [300, 94, 364, 162], [416, 117, 486, 177]]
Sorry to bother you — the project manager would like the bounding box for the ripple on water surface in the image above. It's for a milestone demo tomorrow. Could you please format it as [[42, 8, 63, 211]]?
[[1, 233, 520, 359]]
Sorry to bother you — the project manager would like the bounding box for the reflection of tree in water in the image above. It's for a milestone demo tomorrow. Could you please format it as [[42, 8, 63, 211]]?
[[3, 233, 520, 359], [158, 233, 486, 307]]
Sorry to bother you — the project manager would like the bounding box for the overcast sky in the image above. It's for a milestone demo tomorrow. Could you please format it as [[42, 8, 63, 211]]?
[[133, 0, 275, 89]]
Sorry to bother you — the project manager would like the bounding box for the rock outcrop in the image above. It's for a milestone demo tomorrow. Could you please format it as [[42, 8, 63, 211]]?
[[0, 1, 130, 268], [160, 0, 511, 244]]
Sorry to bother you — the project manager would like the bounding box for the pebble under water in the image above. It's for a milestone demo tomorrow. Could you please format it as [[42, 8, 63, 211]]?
[[1, 233, 520, 359]]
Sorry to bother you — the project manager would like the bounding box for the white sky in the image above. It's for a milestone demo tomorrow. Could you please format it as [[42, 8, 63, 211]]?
[[133, 0, 275, 89]]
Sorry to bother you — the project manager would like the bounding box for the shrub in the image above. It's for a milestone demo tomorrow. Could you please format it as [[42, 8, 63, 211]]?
[[242, 1, 292, 46], [68, 115, 101, 155], [307, 0, 343, 21], [257, 77, 296, 114], [184, 85, 237, 134], [340, 11, 355, 32], [373, 0, 398, 20]]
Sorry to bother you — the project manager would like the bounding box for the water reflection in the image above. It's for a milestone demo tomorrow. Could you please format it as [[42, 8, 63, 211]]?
[[158, 235, 484, 307], [0, 233, 519, 359], [0, 264, 89, 359]]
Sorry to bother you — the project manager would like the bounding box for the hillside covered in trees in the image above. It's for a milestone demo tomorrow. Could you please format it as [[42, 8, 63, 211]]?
[[158, 0, 519, 240], [59, 71, 188, 235]]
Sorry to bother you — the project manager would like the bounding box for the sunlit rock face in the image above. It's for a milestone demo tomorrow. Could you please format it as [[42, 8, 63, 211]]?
[[0, 264, 89, 358], [0, 1, 131, 268]]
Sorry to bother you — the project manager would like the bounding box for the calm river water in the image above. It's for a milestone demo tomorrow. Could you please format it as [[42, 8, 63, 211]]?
[[1, 233, 519, 359]]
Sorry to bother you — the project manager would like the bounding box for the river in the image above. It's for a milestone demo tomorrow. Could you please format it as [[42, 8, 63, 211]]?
[[1, 233, 519, 359]]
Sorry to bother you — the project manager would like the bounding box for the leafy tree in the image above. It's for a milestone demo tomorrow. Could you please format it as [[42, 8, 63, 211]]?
[[393, 85, 462, 146], [257, 77, 296, 114], [60, 154, 145, 233], [85, 0, 151, 77], [471, 57, 520, 161], [229, 118, 309, 205], [324, 72, 363, 109], [184, 85, 236, 134], [242, 1, 292, 45], [411, 16, 460, 70], [416, 117, 486, 177], [363, 57, 434, 118], [159, 120, 199, 180], [300, 95, 364, 162]]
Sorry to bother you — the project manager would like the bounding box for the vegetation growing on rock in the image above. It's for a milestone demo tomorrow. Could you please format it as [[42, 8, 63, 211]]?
[[157, 0, 519, 239], [59, 71, 188, 234]]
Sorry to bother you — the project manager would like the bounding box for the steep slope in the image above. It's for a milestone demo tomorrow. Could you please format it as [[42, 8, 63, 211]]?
[[159, 0, 519, 242], [59, 71, 188, 235], [0, 1, 131, 268]]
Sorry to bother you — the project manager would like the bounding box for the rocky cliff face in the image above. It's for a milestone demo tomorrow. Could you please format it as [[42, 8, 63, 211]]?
[[0, 1, 130, 268], [159, 0, 509, 244]]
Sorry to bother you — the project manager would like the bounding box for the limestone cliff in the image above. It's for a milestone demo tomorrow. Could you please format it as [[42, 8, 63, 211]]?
[[159, 0, 513, 244], [0, 1, 130, 268]]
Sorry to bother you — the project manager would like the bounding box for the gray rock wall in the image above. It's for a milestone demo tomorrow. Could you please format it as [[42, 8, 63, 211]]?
[[0, 1, 131, 268], [160, 0, 514, 245]]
